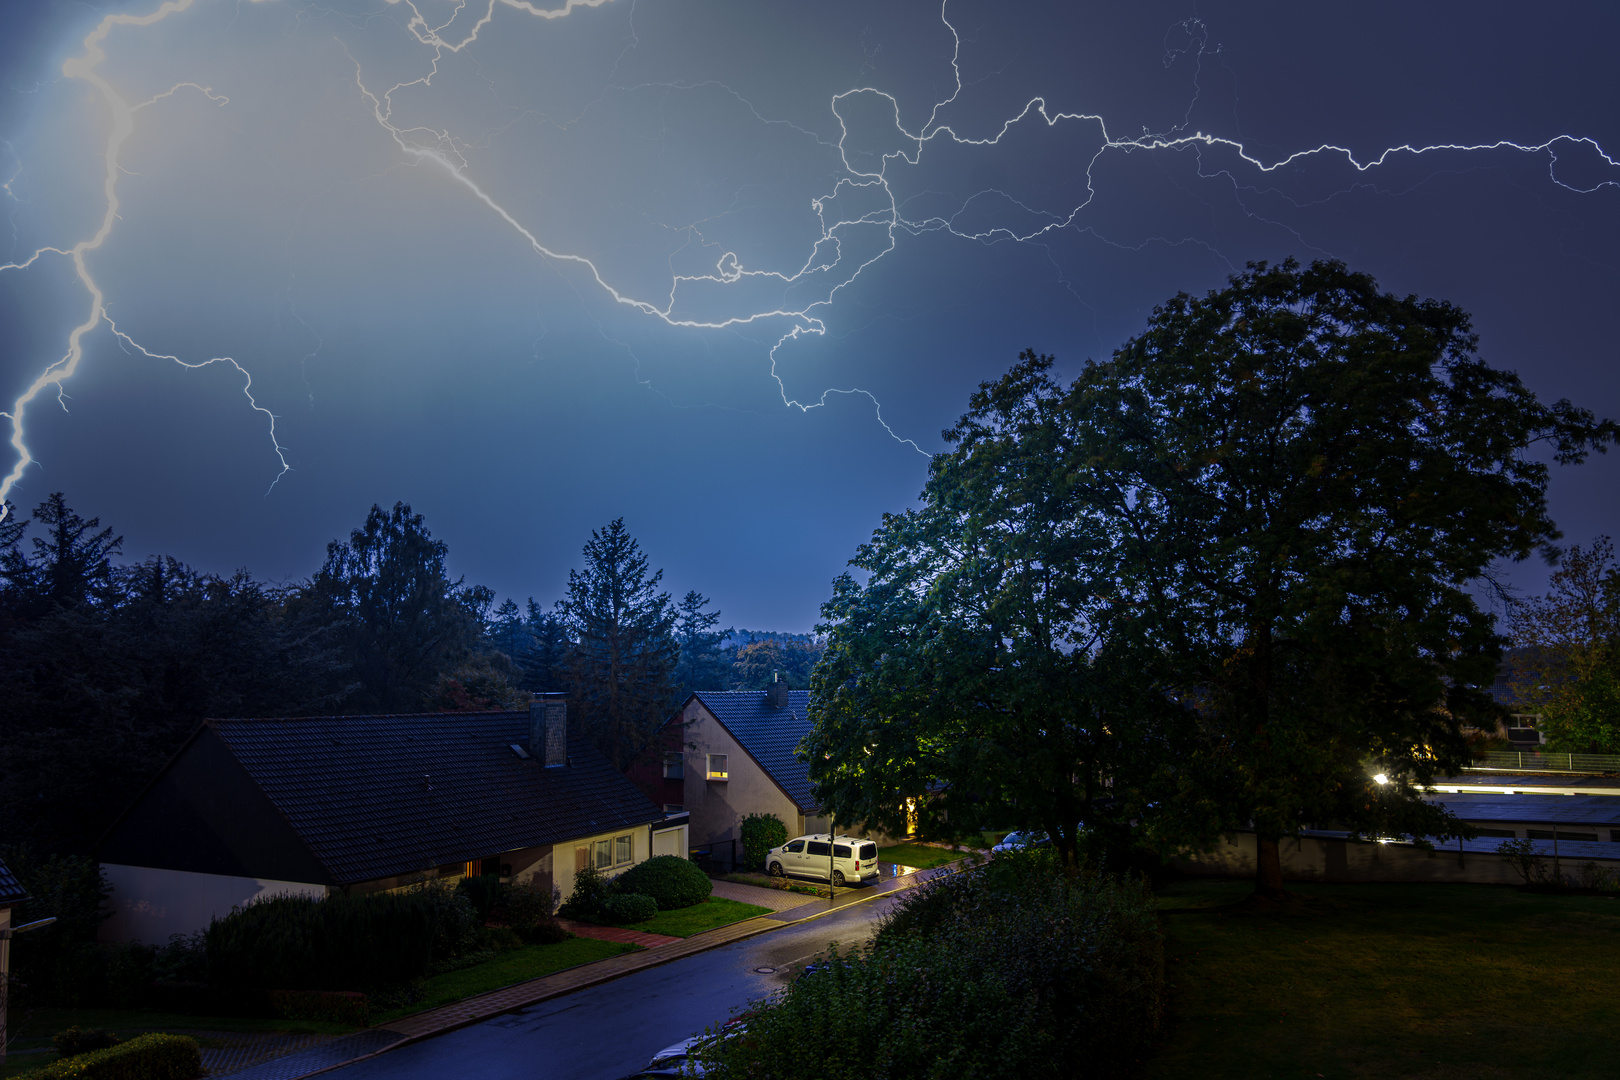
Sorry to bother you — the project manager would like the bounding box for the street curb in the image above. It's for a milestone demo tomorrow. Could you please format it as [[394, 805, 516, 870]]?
[[249, 860, 974, 1080]]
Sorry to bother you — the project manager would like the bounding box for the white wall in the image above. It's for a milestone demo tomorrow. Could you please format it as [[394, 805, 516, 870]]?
[[553, 826, 651, 909], [101, 864, 328, 943]]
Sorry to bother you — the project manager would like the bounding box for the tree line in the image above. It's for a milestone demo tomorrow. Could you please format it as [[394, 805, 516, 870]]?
[[0, 501, 821, 856], [807, 258, 1620, 897]]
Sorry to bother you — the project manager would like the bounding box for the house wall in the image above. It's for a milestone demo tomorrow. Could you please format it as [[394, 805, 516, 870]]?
[[553, 825, 651, 908], [679, 701, 807, 859], [651, 823, 688, 858], [100, 864, 328, 943], [1175, 832, 1620, 886]]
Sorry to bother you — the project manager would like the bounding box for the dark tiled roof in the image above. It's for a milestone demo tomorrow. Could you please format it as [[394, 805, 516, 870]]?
[[691, 691, 817, 811], [0, 855, 27, 907], [210, 711, 661, 886]]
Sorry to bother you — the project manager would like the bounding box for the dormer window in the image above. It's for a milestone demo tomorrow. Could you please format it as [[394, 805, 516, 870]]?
[[706, 754, 728, 781]]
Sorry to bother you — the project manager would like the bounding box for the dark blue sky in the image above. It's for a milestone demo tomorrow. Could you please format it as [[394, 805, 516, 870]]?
[[2, 1, 1616, 630]]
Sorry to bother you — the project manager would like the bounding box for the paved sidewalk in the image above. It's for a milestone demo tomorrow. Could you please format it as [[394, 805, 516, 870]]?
[[554, 917, 682, 947]]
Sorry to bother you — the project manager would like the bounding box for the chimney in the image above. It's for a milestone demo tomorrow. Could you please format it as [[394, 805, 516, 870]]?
[[767, 671, 789, 709], [529, 693, 568, 767]]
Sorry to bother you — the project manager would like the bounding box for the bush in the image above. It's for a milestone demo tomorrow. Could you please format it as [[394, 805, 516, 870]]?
[[739, 813, 789, 872], [54, 1028, 121, 1058], [455, 874, 502, 923], [2, 848, 112, 1007], [31, 1032, 200, 1080], [698, 855, 1164, 1080], [517, 918, 569, 945], [558, 864, 614, 919], [600, 892, 658, 924], [491, 879, 557, 930], [207, 890, 440, 991], [417, 882, 480, 958], [612, 855, 712, 910]]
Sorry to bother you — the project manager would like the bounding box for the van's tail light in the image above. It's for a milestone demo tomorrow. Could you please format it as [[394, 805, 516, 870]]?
[[855, 860, 861, 870]]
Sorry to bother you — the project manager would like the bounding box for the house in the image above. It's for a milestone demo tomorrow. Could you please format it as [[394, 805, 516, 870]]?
[[1, 856, 30, 1065], [97, 694, 687, 943], [629, 681, 833, 870]]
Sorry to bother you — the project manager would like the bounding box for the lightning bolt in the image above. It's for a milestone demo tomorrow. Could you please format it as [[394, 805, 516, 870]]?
[[2, 0, 1615, 521]]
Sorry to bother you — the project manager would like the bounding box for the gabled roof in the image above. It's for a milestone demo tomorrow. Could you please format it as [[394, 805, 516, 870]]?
[[690, 691, 817, 811], [205, 711, 661, 885], [0, 855, 28, 908]]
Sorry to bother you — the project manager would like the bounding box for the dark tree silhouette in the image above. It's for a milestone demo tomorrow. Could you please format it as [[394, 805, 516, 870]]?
[[557, 519, 679, 769]]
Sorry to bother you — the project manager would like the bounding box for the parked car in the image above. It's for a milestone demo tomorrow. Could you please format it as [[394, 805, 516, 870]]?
[[766, 833, 881, 886], [991, 829, 1048, 853]]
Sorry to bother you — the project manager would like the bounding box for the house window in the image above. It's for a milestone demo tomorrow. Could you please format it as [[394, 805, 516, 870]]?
[[595, 839, 612, 869], [575, 846, 589, 872], [707, 754, 728, 780], [664, 752, 685, 779], [616, 834, 634, 865]]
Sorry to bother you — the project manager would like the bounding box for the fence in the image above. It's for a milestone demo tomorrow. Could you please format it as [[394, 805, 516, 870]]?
[[1470, 750, 1620, 774]]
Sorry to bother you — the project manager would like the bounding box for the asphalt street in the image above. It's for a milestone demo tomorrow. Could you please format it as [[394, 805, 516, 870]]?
[[323, 892, 900, 1080]]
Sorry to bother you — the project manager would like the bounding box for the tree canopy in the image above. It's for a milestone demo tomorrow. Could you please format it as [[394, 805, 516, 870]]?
[[1509, 537, 1620, 752], [809, 259, 1618, 893]]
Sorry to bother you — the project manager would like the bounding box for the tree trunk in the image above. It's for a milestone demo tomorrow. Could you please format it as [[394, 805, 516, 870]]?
[[1256, 833, 1285, 899]]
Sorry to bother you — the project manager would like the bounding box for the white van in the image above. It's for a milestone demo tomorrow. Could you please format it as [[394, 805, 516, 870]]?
[[766, 833, 881, 887]]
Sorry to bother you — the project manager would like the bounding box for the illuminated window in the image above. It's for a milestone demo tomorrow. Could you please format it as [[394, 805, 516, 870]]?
[[616, 835, 634, 864], [594, 839, 612, 869], [663, 752, 685, 779], [707, 754, 728, 780]]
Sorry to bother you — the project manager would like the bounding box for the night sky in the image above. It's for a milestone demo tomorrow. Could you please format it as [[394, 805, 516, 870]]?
[[2, 1, 1616, 631]]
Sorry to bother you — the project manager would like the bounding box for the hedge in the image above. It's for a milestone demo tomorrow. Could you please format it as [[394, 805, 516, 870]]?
[[695, 852, 1164, 1080], [207, 890, 446, 991], [29, 1033, 200, 1080], [610, 856, 711, 910], [265, 989, 370, 1026]]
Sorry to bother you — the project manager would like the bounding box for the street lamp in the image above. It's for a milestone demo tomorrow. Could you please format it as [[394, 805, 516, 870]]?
[[1373, 773, 1389, 786]]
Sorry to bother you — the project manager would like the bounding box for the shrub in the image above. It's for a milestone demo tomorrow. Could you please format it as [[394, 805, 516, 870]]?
[[491, 879, 557, 930], [31, 1032, 200, 1080], [1496, 838, 1556, 886], [265, 989, 370, 1026], [559, 864, 614, 919], [455, 874, 502, 923], [476, 926, 524, 953], [612, 855, 712, 910], [417, 882, 480, 959], [207, 890, 439, 991], [600, 892, 658, 924], [2, 848, 112, 1007], [54, 1028, 121, 1058], [517, 918, 569, 945], [698, 856, 1164, 1080], [739, 813, 789, 872]]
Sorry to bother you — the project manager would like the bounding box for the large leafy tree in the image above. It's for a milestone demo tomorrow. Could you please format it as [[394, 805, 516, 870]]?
[[811, 259, 1616, 894], [808, 360, 1179, 867], [304, 502, 481, 713], [1068, 259, 1616, 894], [557, 518, 680, 769], [1508, 537, 1620, 752]]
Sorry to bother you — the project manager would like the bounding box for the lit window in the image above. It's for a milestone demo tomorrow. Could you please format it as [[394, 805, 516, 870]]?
[[594, 839, 612, 869], [707, 754, 728, 780], [663, 752, 685, 779], [616, 835, 634, 864]]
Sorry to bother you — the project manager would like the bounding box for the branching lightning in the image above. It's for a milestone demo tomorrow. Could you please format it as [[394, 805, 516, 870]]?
[[1, 0, 1615, 520]]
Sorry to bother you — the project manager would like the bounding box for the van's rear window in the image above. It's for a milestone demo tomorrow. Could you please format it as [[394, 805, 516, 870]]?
[[858, 844, 878, 861]]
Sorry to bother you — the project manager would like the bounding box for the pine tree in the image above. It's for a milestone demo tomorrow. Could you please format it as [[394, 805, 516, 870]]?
[[673, 590, 731, 694], [557, 519, 679, 769]]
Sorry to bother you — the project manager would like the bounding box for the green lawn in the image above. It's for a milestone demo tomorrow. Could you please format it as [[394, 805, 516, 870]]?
[[373, 936, 639, 1023], [876, 843, 960, 870], [628, 897, 771, 937], [1148, 880, 1620, 1080]]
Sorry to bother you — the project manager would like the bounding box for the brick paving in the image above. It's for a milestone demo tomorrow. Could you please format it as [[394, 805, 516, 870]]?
[[707, 877, 820, 913]]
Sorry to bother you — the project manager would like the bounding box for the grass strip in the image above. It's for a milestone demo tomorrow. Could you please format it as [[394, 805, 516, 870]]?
[[876, 843, 960, 870], [372, 936, 640, 1024], [1147, 880, 1620, 1080], [625, 897, 772, 937]]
